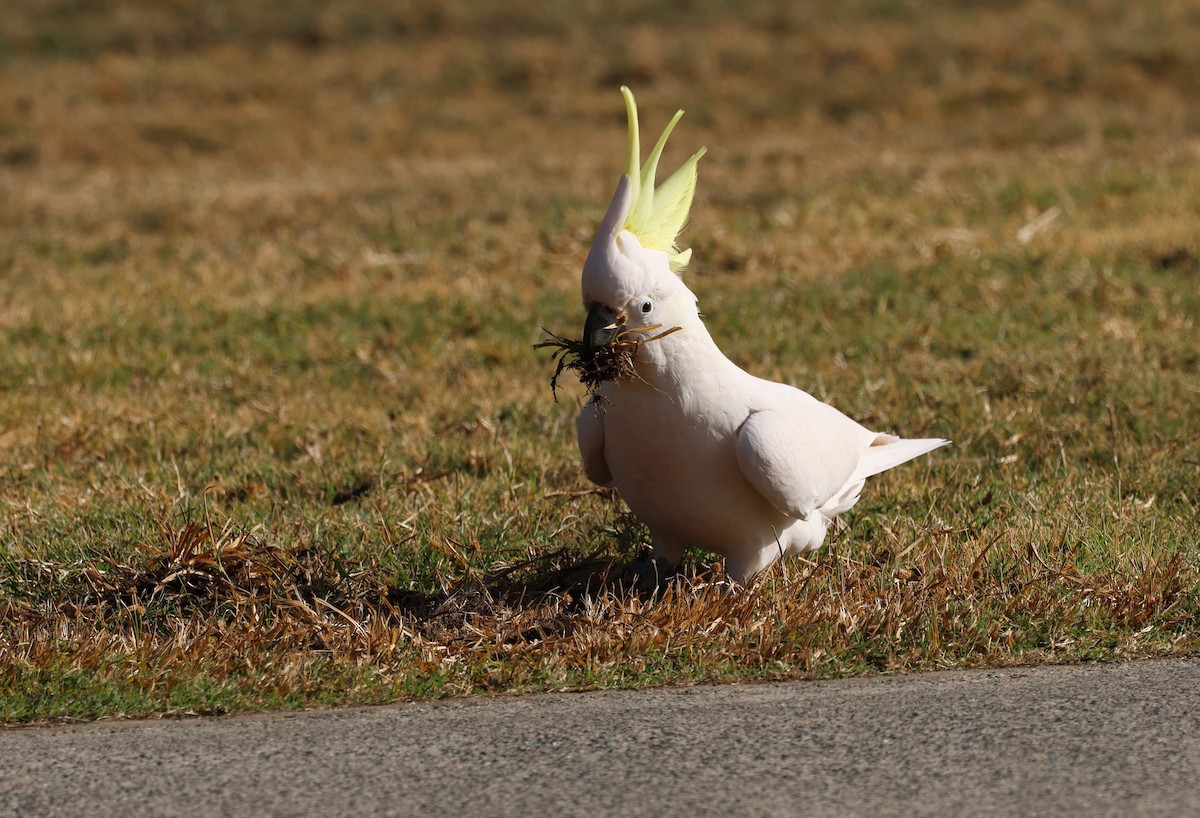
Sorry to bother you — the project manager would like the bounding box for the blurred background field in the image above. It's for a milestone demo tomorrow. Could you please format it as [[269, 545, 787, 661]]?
[[1, 1, 1198, 721]]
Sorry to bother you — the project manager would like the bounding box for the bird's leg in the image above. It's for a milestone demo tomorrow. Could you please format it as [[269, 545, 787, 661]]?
[[620, 532, 683, 592], [723, 544, 781, 586]]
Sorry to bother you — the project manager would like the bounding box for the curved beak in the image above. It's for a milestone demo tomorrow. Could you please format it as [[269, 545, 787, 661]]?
[[584, 304, 621, 353]]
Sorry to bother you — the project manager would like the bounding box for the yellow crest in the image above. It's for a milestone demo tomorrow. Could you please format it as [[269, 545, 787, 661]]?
[[620, 87, 706, 273]]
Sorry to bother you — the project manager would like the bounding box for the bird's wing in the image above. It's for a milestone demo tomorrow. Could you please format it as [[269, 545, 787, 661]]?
[[577, 398, 614, 487], [734, 404, 864, 520]]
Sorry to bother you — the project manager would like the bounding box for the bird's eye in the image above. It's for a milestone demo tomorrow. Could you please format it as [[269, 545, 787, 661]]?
[[639, 299, 653, 314]]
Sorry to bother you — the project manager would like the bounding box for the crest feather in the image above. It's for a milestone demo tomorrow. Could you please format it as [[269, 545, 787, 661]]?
[[619, 86, 705, 273]]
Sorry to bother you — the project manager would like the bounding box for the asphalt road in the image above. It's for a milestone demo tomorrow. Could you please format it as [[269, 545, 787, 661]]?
[[3, 658, 1199, 817]]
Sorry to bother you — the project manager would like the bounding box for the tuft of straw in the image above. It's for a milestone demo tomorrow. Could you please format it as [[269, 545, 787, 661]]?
[[534, 322, 680, 401]]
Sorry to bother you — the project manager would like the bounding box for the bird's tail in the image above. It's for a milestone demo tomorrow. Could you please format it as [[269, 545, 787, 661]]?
[[818, 435, 949, 523], [850, 435, 950, 484]]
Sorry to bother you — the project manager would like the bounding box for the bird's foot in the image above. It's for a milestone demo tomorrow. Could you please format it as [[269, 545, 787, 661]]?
[[619, 557, 679, 593]]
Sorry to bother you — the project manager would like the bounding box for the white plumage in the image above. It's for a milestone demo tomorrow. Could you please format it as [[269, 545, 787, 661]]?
[[574, 91, 948, 585]]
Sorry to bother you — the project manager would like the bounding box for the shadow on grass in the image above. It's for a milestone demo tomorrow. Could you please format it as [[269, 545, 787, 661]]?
[[5, 517, 680, 645]]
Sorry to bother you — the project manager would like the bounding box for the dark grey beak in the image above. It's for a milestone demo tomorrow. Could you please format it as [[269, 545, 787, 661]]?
[[584, 304, 621, 353]]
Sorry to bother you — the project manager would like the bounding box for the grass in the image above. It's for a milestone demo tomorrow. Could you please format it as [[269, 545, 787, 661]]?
[[1, 0, 1199, 723]]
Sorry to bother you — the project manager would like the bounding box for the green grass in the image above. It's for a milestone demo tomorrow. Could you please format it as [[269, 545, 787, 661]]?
[[1, 0, 1199, 723]]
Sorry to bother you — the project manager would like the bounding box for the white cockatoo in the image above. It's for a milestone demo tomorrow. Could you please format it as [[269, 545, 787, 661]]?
[[574, 87, 949, 585]]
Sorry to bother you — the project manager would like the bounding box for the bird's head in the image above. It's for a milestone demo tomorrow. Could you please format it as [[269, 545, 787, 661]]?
[[581, 87, 706, 355]]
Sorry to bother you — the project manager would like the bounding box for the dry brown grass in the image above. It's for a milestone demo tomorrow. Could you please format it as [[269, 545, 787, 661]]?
[[5, 516, 1194, 719], [1, 0, 1198, 721]]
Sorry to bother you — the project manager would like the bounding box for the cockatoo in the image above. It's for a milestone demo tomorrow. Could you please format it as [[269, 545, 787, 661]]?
[[574, 87, 949, 585]]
